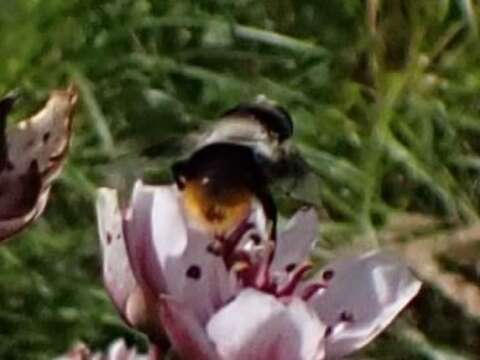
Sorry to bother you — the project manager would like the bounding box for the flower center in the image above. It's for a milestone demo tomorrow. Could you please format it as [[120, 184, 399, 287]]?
[[209, 220, 328, 301]]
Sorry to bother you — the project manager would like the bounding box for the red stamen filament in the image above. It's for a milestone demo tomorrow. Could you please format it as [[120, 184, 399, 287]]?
[[301, 283, 326, 301], [276, 263, 313, 298]]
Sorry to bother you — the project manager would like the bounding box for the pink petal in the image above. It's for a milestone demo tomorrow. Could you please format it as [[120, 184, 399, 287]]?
[[144, 184, 235, 324], [124, 182, 168, 295], [56, 340, 151, 360], [4, 86, 77, 184], [0, 160, 42, 220], [96, 188, 139, 325], [271, 208, 318, 273], [105, 339, 134, 360], [55, 342, 91, 360], [149, 183, 189, 269], [0, 188, 48, 241], [0, 87, 77, 241], [207, 289, 325, 360], [123, 182, 235, 325], [105, 339, 148, 360], [158, 295, 219, 360], [166, 228, 236, 324], [308, 250, 421, 358]]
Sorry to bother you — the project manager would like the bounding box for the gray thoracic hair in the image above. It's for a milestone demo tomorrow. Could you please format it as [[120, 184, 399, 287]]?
[[192, 95, 293, 162]]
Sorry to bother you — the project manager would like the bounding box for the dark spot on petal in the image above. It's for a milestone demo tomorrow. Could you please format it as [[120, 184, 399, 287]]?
[[43, 132, 51, 143], [106, 232, 112, 244], [250, 233, 261, 245], [186, 265, 202, 280], [340, 311, 354, 323], [325, 326, 332, 338], [322, 269, 334, 281], [116, 233, 121, 240], [285, 263, 296, 273]]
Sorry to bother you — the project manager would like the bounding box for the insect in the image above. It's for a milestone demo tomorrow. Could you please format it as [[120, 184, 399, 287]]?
[[141, 96, 293, 166], [190, 96, 293, 163], [172, 142, 277, 240], [170, 97, 296, 241], [110, 96, 319, 238]]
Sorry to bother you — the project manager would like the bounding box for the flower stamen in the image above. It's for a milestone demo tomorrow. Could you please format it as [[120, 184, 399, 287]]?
[[276, 262, 313, 298], [301, 283, 326, 301], [254, 241, 275, 290], [219, 220, 253, 265]]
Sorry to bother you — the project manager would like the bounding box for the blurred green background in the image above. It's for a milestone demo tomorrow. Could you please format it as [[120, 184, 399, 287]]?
[[1, 0, 480, 358]]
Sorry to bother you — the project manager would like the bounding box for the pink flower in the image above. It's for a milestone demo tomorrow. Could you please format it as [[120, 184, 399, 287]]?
[[96, 181, 421, 360], [57, 339, 154, 360], [0, 86, 77, 241]]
